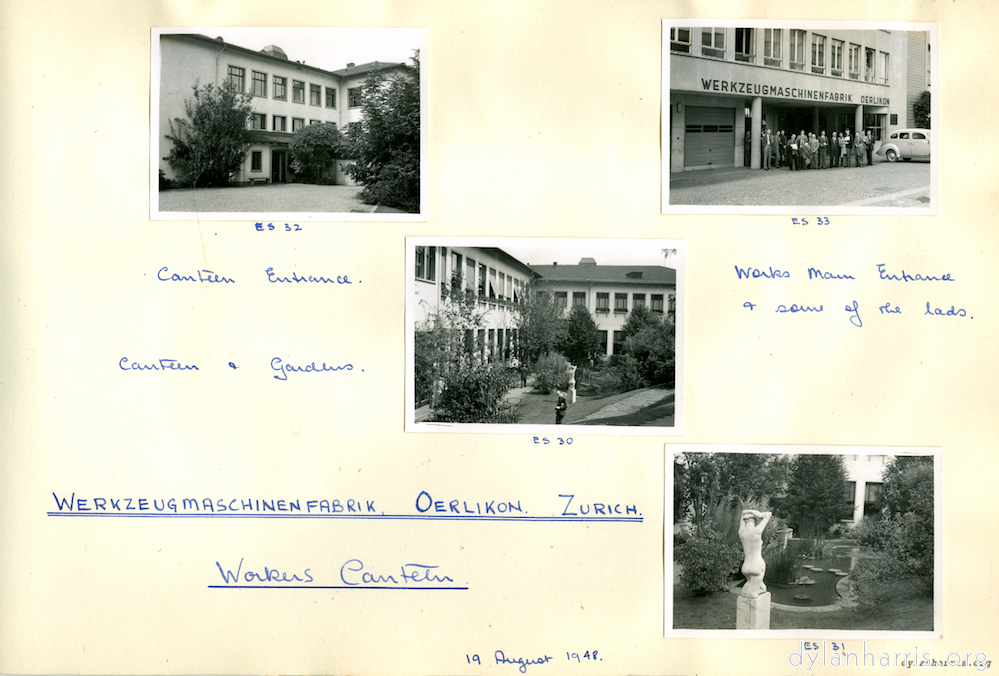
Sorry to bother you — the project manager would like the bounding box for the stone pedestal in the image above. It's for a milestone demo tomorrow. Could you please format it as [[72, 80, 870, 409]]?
[[736, 592, 771, 630], [569, 386, 576, 403]]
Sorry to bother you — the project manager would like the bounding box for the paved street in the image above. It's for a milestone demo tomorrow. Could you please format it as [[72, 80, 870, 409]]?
[[159, 183, 373, 213], [669, 160, 930, 208]]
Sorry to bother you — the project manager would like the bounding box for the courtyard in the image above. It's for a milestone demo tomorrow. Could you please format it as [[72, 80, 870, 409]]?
[[158, 183, 378, 214]]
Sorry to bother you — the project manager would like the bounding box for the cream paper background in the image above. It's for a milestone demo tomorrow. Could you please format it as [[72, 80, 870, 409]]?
[[0, 1, 995, 675]]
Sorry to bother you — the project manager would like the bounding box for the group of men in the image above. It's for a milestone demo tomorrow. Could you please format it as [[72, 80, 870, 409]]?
[[751, 128, 875, 170]]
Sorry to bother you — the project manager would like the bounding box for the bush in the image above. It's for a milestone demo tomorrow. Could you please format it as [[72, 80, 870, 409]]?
[[289, 123, 347, 184], [851, 517, 889, 548], [764, 540, 804, 586], [800, 537, 831, 559], [533, 352, 571, 394], [430, 361, 516, 423], [344, 52, 420, 212], [163, 81, 253, 188], [674, 527, 742, 596], [616, 319, 676, 389]]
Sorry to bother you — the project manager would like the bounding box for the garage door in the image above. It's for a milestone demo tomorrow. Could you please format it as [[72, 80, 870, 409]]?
[[684, 106, 735, 168]]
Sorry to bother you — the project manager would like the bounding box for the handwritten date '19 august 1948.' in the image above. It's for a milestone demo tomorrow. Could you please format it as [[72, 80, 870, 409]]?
[[735, 263, 969, 326], [466, 650, 600, 673]]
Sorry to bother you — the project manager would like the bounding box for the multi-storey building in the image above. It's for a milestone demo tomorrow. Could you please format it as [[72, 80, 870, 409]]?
[[667, 25, 931, 172], [527, 259, 677, 358], [413, 247, 677, 364], [158, 33, 410, 185]]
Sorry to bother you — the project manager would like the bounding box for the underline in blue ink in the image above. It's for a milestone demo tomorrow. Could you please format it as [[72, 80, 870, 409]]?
[[46, 512, 642, 523], [207, 585, 468, 590]]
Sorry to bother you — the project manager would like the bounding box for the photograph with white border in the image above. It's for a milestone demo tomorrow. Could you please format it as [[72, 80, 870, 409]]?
[[668, 445, 940, 639], [407, 238, 684, 435], [663, 21, 938, 215], [151, 27, 426, 221]]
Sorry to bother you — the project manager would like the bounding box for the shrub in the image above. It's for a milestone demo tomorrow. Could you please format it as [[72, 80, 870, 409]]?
[[800, 537, 831, 559], [533, 352, 571, 394], [674, 527, 742, 596], [344, 52, 420, 212], [764, 540, 804, 586], [289, 123, 347, 184], [851, 517, 889, 548], [617, 319, 676, 389], [430, 360, 516, 423], [163, 81, 253, 188]]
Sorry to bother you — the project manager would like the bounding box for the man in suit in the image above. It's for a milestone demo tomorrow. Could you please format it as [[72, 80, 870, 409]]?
[[830, 132, 839, 168], [866, 131, 875, 166], [762, 127, 773, 170], [818, 131, 829, 169], [555, 390, 568, 424]]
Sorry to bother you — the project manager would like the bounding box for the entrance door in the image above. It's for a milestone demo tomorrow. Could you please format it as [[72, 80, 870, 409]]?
[[684, 106, 735, 169], [271, 150, 286, 183]]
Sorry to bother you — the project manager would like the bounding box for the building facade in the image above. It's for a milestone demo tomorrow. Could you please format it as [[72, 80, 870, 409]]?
[[527, 259, 677, 358], [843, 453, 888, 524], [667, 26, 930, 172], [159, 34, 409, 185]]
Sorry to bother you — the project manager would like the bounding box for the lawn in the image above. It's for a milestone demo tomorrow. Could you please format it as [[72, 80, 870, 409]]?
[[673, 580, 933, 631]]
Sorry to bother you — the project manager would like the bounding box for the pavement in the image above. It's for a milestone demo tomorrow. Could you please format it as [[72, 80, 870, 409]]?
[[506, 376, 674, 427], [668, 159, 931, 208], [159, 183, 377, 213]]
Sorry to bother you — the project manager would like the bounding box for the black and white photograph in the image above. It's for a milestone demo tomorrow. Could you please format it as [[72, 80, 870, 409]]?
[[406, 238, 685, 434], [669, 446, 939, 638], [663, 21, 937, 214], [151, 27, 426, 221]]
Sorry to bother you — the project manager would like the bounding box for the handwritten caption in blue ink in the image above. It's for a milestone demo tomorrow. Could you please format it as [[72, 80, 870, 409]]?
[[49, 491, 642, 522], [210, 557, 463, 590], [464, 650, 600, 673], [736, 263, 970, 327]]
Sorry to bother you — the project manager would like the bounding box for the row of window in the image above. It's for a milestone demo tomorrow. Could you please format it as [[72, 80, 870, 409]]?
[[251, 112, 333, 133], [671, 28, 889, 84], [562, 291, 669, 314], [227, 65, 362, 107], [415, 246, 526, 304]]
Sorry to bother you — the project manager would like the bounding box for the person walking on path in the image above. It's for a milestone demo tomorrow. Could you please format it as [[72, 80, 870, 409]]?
[[555, 390, 568, 424]]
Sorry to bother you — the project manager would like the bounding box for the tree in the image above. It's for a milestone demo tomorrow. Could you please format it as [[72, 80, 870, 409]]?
[[289, 123, 346, 184], [618, 315, 676, 389], [414, 266, 516, 423], [515, 280, 567, 366], [164, 81, 253, 188], [780, 455, 852, 537], [675, 452, 790, 534], [559, 304, 602, 366], [344, 51, 420, 212], [620, 304, 661, 342], [852, 456, 935, 600], [913, 90, 930, 129]]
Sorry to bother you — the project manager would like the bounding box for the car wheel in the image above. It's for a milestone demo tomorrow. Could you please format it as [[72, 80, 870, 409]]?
[[886, 149, 898, 162]]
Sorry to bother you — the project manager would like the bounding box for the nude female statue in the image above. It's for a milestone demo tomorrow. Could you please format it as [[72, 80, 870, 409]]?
[[738, 509, 772, 598]]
